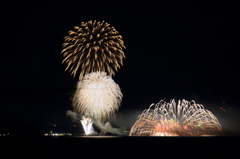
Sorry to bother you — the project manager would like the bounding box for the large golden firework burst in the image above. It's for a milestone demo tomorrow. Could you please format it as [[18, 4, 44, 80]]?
[[61, 20, 126, 79]]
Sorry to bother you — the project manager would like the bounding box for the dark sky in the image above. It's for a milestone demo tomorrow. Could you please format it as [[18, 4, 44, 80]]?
[[1, 1, 239, 134]]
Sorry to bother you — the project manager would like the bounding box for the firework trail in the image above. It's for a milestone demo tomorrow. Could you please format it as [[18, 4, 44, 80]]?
[[129, 99, 223, 136], [61, 20, 126, 79], [73, 71, 122, 122]]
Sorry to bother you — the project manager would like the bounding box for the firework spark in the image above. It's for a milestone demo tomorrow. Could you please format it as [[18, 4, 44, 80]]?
[[80, 116, 97, 135], [129, 99, 223, 136], [61, 20, 126, 79], [73, 71, 122, 122]]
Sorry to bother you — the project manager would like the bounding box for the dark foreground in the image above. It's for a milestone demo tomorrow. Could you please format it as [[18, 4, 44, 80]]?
[[1, 136, 239, 157]]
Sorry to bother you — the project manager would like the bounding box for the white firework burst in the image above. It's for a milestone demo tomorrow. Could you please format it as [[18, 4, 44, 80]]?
[[80, 116, 97, 135], [73, 71, 122, 122]]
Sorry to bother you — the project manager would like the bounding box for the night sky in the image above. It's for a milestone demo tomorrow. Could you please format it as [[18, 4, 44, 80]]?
[[1, 1, 239, 135]]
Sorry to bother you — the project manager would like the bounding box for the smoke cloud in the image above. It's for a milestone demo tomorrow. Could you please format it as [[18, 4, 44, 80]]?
[[93, 118, 128, 136], [66, 110, 81, 122], [66, 110, 128, 136]]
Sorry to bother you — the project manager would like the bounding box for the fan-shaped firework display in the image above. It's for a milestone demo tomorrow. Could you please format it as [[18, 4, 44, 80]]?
[[80, 116, 97, 135], [73, 71, 123, 122], [61, 20, 126, 79], [129, 99, 223, 136]]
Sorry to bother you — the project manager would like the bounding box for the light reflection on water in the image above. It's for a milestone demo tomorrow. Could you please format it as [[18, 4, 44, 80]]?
[[73, 135, 123, 138]]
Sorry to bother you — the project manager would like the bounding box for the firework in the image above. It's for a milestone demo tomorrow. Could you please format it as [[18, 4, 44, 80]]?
[[80, 116, 97, 135], [61, 20, 126, 79], [129, 99, 223, 136], [73, 71, 122, 122]]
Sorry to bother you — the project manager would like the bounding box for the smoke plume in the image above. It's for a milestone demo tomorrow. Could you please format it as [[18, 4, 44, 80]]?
[[66, 110, 81, 122], [93, 119, 128, 136]]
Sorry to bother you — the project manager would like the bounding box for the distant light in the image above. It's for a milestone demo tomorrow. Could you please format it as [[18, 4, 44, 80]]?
[[54, 125, 56, 127], [222, 101, 225, 103]]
